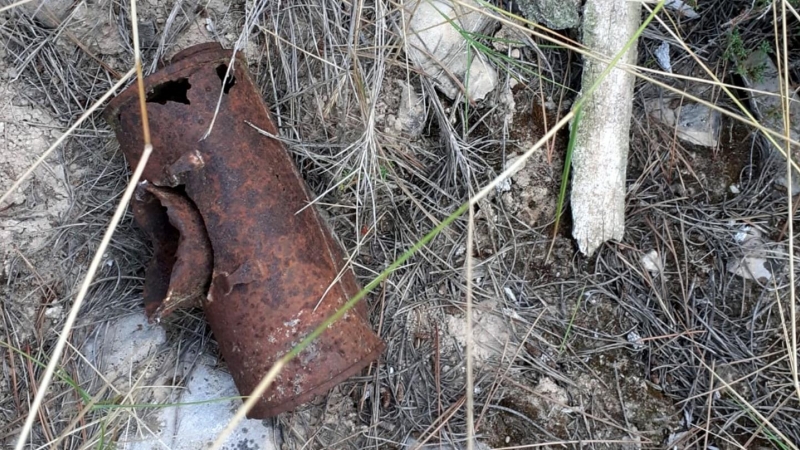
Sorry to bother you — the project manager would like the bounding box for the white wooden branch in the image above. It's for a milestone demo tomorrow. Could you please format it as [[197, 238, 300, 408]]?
[[570, 0, 641, 256]]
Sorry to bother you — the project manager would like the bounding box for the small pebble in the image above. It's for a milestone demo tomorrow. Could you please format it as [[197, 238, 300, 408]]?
[[640, 249, 663, 275], [627, 331, 645, 350], [655, 41, 671, 73]]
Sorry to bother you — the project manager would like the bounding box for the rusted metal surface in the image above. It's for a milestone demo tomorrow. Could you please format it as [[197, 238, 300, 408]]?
[[104, 43, 385, 418], [132, 182, 212, 321]]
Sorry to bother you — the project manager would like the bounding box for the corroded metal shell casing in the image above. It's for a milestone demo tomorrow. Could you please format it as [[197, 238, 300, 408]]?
[[104, 43, 384, 418]]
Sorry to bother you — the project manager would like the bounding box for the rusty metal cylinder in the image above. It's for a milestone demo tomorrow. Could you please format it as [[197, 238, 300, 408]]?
[[104, 43, 384, 418]]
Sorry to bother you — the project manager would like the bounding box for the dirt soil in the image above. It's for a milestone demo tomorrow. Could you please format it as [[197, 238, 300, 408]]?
[[0, 72, 71, 345]]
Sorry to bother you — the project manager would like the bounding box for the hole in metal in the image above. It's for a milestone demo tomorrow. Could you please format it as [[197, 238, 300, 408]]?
[[216, 64, 236, 94], [146, 78, 192, 105]]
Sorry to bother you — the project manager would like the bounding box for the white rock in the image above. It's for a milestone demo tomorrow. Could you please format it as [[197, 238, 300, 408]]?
[[502, 308, 523, 322], [664, 0, 700, 19], [403, 0, 498, 102], [122, 356, 281, 450], [726, 225, 777, 284], [727, 252, 773, 284], [44, 305, 63, 319], [497, 82, 516, 125], [627, 330, 645, 350], [82, 315, 167, 383], [733, 225, 756, 244], [495, 177, 512, 193], [640, 249, 663, 275], [675, 103, 721, 147], [526, 376, 573, 417]]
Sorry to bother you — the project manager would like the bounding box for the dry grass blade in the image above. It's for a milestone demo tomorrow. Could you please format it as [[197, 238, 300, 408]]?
[[775, 0, 800, 405], [409, 396, 467, 450], [464, 203, 475, 450], [0, 0, 32, 14]]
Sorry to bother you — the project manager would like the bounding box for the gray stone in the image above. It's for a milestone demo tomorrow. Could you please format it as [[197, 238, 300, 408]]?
[[391, 80, 426, 136], [645, 98, 721, 147], [20, 0, 74, 28], [664, 0, 699, 19], [403, 0, 498, 101], [740, 51, 800, 193], [515, 0, 581, 30], [726, 225, 780, 285], [654, 41, 671, 73]]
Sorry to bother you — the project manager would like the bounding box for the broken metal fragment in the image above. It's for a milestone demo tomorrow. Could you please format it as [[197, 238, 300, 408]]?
[[132, 182, 212, 321], [104, 42, 385, 418]]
